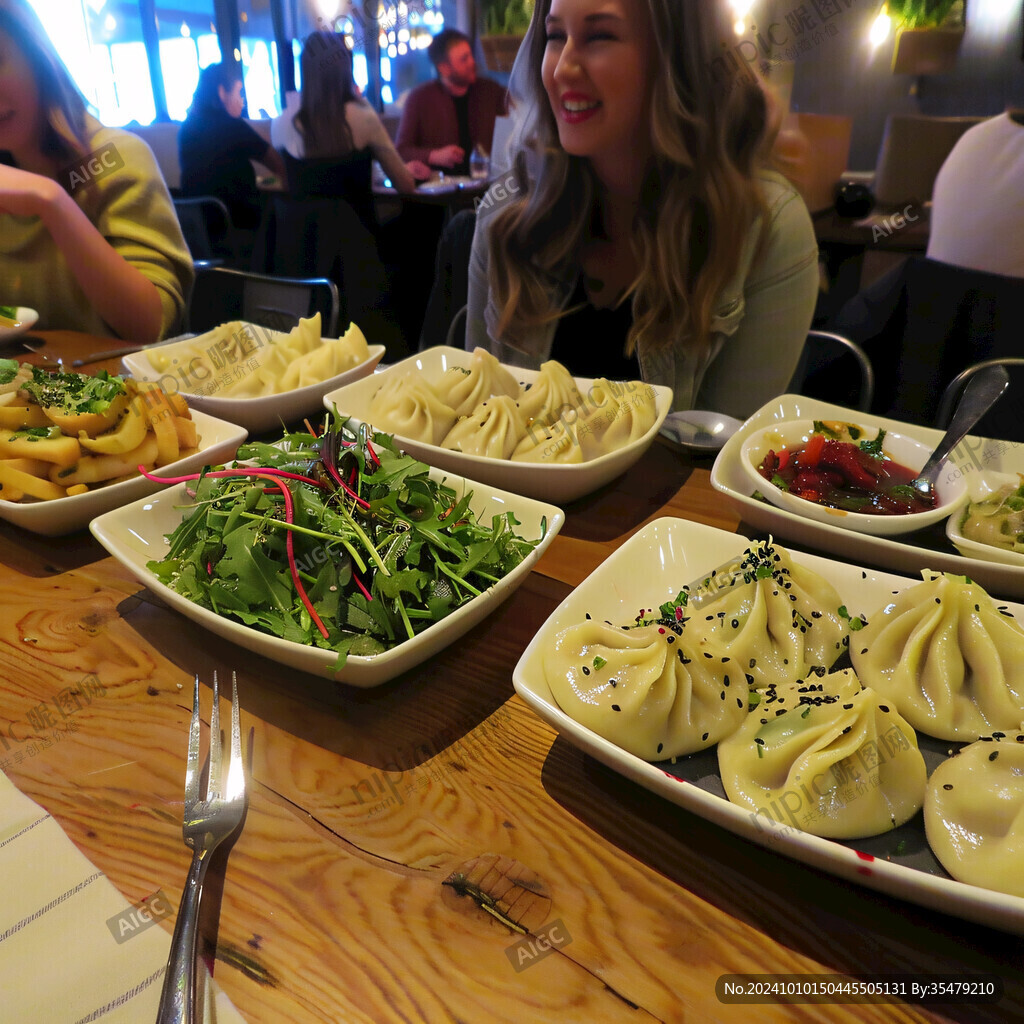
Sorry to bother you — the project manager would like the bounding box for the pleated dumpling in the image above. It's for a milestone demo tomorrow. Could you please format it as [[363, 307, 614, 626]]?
[[249, 314, 322, 394], [278, 323, 369, 390], [367, 371, 456, 445], [718, 669, 927, 839], [440, 395, 527, 459], [510, 418, 583, 464], [517, 360, 581, 427], [695, 539, 850, 691], [924, 734, 1024, 897], [850, 571, 1024, 741], [437, 347, 522, 418], [543, 619, 748, 761], [575, 378, 658, 459]]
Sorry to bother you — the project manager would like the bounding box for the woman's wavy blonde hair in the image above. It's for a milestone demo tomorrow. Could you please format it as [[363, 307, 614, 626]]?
[[487, 0, 780, 360], [0, 0, 89, 167]]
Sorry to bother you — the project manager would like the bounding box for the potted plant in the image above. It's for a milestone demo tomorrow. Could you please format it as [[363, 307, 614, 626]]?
[[889, 0, 966, 75], [478, 0, 535, 74]]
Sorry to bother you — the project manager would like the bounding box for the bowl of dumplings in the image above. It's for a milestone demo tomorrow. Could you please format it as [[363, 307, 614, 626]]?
[[513, 518, 1024, 929], [321, 346, 674, 503], [122, 314, 385, 434]]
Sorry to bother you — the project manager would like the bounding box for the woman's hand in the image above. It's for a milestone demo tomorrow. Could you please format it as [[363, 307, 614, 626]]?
[[0, 163, 165, 341], [0, 163, 63, 220]]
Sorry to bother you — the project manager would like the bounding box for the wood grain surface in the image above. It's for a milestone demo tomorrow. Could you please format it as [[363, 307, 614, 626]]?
[[1, 332, 1021, 1024]]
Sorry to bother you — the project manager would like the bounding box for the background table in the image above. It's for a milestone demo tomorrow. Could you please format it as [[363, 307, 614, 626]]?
[[1, 331, 1021, 1023]]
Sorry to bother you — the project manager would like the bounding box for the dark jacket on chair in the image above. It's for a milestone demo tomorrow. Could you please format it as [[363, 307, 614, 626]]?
[[833, 256, 1024, 440]]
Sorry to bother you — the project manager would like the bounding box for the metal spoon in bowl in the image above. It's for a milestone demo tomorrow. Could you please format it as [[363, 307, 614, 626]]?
[[910, 364, 1011, 501], [665, 410, 744, 452]]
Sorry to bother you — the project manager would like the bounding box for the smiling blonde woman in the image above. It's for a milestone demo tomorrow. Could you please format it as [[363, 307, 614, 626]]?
[[466, 0, 819, 419]]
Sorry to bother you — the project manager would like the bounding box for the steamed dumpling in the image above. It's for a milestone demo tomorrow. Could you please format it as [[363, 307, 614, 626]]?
[[510, 418, 583, 464], [924, 734, 1024, 897], [695, 539, 850, 690], [718, 670, 926, 839], [850, 571, 1024, 741], [368, 371, 456, 445], [437, 347, 521, 418], [543, 619, 748, 761], [517, 360, 581, 427], [440, 395, 527, 459], [575, 378, 658, 459], [277, 322, 369, 390]]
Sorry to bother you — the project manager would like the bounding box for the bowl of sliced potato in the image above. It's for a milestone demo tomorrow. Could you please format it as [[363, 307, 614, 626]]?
[[0, 359, 246, 535], [123, 314, 385, 434]]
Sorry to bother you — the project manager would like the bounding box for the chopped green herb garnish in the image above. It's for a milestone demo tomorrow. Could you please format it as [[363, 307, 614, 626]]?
[[838, 605, 866, 631], [812, 420, 841, 439], [858, 429, 886, 457], [770, 473, 788, 491], [0, 357, 21, 385], [21, 366, 126, 414], [0, 305, 17, 320], [593, 655, 607, 670]]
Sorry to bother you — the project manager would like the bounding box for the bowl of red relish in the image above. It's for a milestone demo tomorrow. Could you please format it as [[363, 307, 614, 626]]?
[[740, 419, 967, 536]]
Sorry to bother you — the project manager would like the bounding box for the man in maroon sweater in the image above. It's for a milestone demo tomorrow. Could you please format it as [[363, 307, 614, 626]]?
[[396, 29, 507, 176]]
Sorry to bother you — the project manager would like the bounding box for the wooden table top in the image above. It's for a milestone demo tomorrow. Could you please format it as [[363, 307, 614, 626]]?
[[2, 331, 1022, 1023]]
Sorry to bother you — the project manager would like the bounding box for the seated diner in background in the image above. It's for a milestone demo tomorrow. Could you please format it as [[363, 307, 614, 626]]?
[[927, 109, 1024, 279], [178, 61, 287, 232], [273, 30, 429, 231], [0, 0, 192, 342], [396, 29, 508, 176], [465, 0, 819, 419]]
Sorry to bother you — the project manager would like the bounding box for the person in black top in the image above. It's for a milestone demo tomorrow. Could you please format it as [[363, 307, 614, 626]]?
[[178, 62, 286, 230]]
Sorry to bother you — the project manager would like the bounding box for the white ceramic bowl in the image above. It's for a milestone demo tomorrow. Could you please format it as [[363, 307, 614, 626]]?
[[0, 307, 39, 339], [946, 472, 1024, 567], [740, 418, 967, 536], [322, 347, 673, 504], [0, 409, 246, 536], [90, 466, 564, 687], [123, 326, 384, 434]]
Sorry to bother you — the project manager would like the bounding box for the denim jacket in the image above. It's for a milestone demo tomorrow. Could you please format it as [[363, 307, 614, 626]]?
[[465, 171, 819, 419]]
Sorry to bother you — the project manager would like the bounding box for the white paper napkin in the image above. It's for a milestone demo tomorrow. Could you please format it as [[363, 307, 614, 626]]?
[[0, 770, 246, 1023]]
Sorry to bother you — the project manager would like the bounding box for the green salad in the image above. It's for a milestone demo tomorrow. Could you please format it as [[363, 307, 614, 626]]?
[[146, 417, 544, 666]]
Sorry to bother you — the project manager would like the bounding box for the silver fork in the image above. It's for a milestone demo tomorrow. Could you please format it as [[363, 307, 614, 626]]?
[[156, 672, 248, 1024]]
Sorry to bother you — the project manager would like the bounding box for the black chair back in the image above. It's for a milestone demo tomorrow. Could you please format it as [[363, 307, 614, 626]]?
[[834, 256, 1024, 438], [173, 196, 232, 264], [187, 265, 340, 336], [786, 330, 874, 412]]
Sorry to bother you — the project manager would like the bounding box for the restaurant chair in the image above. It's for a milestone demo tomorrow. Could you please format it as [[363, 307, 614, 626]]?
[[786, 330, 874, 412], [831, 256, 1024, 435], [173, 195, 233, 265], [934, 358, 1024, 440], [186, 265, 340, 336], [419, 209, 477, 351]]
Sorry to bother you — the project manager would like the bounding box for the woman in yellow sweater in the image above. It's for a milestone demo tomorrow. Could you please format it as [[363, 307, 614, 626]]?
[[0, 0, 192, 341]]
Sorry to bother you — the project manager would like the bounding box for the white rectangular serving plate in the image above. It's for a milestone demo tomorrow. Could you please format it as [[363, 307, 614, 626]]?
[[711, 393, 1024, 600], [91, 466, 564, 688], [512, 517, 1024, 936], [123, 328, 385, 435], [0, 409, 247, 537], [322, 346, 673, 504]]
